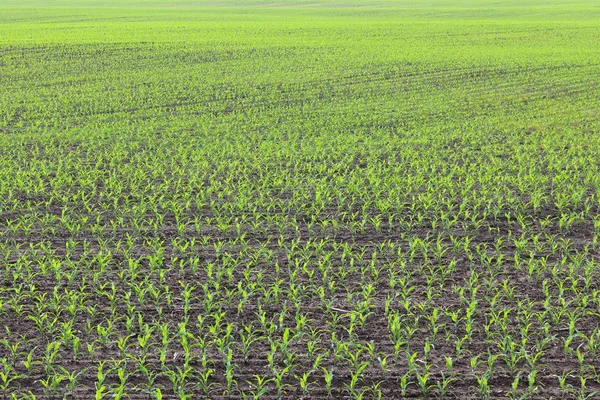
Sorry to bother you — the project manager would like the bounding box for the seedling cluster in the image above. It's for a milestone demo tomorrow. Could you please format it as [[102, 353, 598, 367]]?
[[1, 0, 599, 398]]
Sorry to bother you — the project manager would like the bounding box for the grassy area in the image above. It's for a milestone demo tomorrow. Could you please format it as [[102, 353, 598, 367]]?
[[1, 1, 600, 398]]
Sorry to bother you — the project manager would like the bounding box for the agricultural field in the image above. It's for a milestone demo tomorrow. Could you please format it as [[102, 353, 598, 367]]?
[[1, 0, 600, 398]]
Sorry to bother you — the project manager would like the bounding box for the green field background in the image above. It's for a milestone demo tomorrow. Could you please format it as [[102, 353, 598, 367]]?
[[1, 1, 600, 398]]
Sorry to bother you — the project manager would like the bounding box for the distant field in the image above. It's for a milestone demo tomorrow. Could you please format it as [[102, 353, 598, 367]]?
[[1, 1, 600, 398]]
